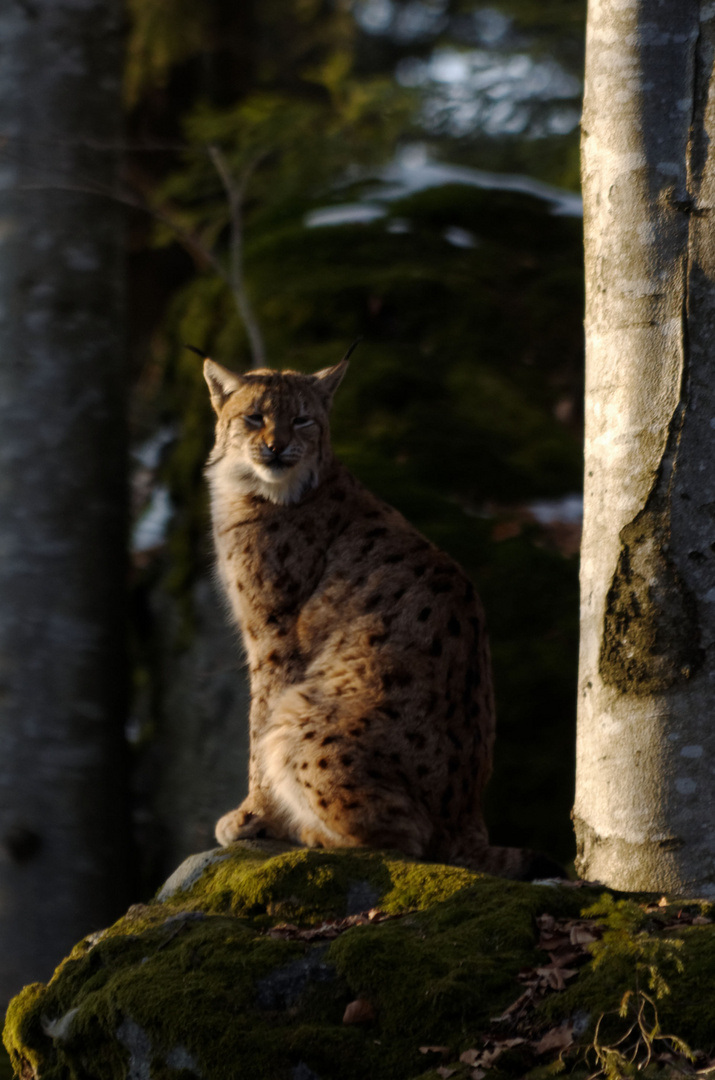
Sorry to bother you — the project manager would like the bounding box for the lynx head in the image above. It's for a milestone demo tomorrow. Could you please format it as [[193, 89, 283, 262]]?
[[203, 359, 347, 505]]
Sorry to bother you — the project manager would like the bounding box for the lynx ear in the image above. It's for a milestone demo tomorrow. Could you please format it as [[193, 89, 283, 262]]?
[[204, 359, 245, 414], [312, 359, 349, 404]]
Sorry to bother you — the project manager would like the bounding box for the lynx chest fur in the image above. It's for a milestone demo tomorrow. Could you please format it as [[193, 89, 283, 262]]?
[[203, 355, 548, 878]]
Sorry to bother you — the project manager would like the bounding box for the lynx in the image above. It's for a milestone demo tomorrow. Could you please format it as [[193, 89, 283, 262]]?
[[203, 352, 559, 879]]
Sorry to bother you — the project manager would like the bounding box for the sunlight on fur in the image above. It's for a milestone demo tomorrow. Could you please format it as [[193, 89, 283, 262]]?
[[203, 351, 563, 881]]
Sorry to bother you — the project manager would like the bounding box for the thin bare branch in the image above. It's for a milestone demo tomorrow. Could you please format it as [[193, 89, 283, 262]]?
[[208, 144, 267, 369], [0, 130, 269, 364], [17, 175, 230, 282]]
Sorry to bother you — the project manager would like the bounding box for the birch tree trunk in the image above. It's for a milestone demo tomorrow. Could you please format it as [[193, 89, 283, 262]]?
[[576, 0, 715, 893], [0, 0, 130, 1005]]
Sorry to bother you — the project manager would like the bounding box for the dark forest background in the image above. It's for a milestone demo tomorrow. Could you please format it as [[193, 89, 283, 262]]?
[[0, 0, 589, 1039], [121, 0, 586, 889]]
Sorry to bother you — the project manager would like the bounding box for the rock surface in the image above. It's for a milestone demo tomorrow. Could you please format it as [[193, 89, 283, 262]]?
[[5, 844, 715, 1079]]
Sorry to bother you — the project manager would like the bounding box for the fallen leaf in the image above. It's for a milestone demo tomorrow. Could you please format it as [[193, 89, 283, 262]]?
[[533, 1022, 574, 1055], [693, 915, 712, 925], [436, 1068, 456, 1079], [342, 998, 376, 1024], [480, 1046, 504, 1068], [459, 1049, 481, 1065], [301, 925, 340, 941], [470, 1071, 486, 1080], [535, 965, 578, 990], [419, 1046, 450, 1057], [658, 895, 669, 908], [570, 925, 598, 945], [493, 988, 533, 1020], [267, 923, 301, 938]]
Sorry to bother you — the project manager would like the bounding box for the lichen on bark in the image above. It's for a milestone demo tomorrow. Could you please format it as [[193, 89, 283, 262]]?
[[599, 502, 703, 695]]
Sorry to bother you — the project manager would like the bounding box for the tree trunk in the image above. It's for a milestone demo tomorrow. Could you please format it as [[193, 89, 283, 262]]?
[[576, 0, 715, 892], [0, 0, 130, 1005]]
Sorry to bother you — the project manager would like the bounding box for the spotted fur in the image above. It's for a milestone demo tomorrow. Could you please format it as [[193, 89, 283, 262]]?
[[204, 356, 558, 879]]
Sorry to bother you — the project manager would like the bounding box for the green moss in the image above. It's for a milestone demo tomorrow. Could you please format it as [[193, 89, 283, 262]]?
[[5, 916, 306, 1080], [164, 846, 479, 926], [329, 877, 583, 1056], [536, 895, 715, 1064], [5, 849, 574, 1080], [4, 984, 48, 1080], [7, 847, 715, 1080], [661, 926, 715, 1049], [600, 506, 703, 694]]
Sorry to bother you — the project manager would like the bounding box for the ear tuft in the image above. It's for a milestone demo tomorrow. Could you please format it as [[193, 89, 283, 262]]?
[[312, 358, 349, 404], [204, 359, 244, 414]]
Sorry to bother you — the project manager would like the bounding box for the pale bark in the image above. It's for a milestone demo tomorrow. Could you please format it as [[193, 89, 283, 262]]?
[[0, 0, 130, 1004], [576, 0, 715, 892]]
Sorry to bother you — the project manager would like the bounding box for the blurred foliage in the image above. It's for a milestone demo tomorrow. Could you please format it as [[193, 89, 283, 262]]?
[[125, 0, 211, 106], [152, 79, 411, 275], [126, 0, 584, 862]]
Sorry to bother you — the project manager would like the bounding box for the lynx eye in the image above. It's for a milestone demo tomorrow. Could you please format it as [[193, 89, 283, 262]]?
[[293, 416, 314, 428], [244, 413, 264, 428]]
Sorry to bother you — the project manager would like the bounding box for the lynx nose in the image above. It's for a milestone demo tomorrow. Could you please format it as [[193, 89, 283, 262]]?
[[264, 437, 287, 458]]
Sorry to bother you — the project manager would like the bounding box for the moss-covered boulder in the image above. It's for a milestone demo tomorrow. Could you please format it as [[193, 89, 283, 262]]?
[[5, 844, 715, 1079]]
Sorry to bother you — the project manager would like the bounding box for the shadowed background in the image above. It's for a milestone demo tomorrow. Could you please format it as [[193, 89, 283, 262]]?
[[0, 0, 585, 1030]]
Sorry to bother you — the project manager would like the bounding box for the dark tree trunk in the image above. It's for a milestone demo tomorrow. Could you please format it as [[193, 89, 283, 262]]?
[[0, 0, 130, 1005]]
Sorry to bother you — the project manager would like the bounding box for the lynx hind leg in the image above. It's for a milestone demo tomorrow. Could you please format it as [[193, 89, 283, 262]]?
[[257, 687, 434, 857]]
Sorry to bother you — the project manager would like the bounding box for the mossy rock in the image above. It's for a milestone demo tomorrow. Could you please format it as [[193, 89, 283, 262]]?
[[5, 845, 715, 1080]]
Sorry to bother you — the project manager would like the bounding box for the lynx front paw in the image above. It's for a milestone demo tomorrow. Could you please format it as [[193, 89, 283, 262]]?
[[215, 807, 273, 846]]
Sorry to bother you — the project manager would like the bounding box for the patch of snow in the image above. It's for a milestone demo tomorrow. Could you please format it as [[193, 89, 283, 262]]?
[[304, 144, 582, 236], [370, 144, 583, 216], [528, 494, 583, 525], [443, 225, 477, 248], [132, 425, 177, 469], [304, 203, 387, 228], [396, 44, 581, 138], [132, 485, 173, 553]]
